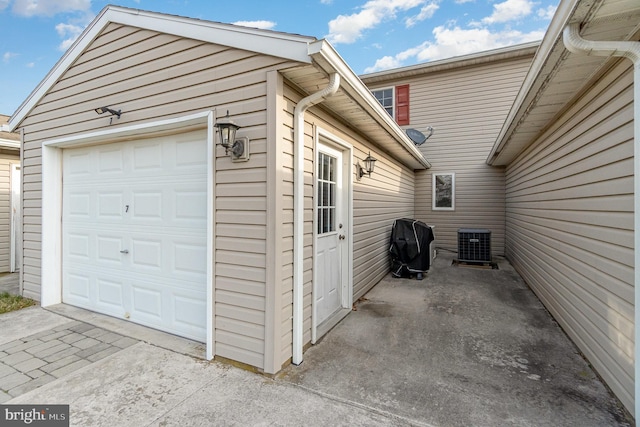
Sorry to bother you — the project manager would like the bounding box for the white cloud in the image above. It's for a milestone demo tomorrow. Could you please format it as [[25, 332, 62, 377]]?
[[327, 0, 426, 44], [320, 0, 333, 4], [3, 51, 18, 63], [55, 22, 84, 51], [232, 20, 277, 30], [482, 0, 534, 24], [0, 0, 9, 11], [455, 0, 474, 3], [537, 5, 556, 20], [12, 0, 90, 17], [405, 2, 439, 28], [26, 62, 35, 68], [364, 24, 544, 73]]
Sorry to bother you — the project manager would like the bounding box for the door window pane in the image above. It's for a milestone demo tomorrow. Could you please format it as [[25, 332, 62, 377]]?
[[317, 152, 338, 235]]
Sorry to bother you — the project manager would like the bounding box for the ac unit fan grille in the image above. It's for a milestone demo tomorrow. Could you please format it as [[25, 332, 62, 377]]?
[[458, 229, 491, 263]]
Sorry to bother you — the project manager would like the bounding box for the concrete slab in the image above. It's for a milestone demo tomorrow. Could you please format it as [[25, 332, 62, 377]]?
[[279, 253, 631, 426], [46, 304, 204, 359], [0, 254, 632, 426], [0, 307, 73, 346], [8, 343, 400, 426]]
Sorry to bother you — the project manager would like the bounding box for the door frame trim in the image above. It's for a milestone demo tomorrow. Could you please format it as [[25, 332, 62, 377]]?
[[312, 128, 353, 344], [41, 111, 216, 360]]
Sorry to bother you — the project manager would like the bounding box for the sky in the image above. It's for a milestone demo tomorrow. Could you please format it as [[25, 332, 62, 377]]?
[[0, 0, 558, 116]]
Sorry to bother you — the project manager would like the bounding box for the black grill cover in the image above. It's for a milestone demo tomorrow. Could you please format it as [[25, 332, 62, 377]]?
[[389, 219, 434, 277]]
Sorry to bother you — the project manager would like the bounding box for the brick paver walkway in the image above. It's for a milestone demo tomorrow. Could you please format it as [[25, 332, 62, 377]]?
[[0, 320, 138, 402]]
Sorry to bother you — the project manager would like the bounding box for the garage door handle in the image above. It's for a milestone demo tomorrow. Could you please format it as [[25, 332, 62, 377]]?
[[120, 249, 129, 254]]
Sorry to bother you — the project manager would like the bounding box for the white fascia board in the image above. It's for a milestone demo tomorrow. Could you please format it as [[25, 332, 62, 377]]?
[[309, 40, 431, 169], [0, 138, 20, 149], [9, 5, 314, 132], [486, 0, 580, 165], [106, 6, 314, 63], [361, 41, 540, 84]]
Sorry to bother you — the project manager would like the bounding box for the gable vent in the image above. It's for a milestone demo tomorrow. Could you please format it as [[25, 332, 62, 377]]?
[[458, 229, 491, 263]]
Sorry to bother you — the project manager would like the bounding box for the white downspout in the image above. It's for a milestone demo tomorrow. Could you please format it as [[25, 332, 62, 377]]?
[[563, 23, 640, 418], [292, 72, 340, 365]]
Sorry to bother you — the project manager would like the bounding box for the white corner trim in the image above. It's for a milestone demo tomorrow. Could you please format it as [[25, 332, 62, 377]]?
[[41, 111, 215, 361]]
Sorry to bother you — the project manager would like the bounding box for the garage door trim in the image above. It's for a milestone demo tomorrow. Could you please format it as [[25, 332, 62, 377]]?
[[41, 111, 216, 360]]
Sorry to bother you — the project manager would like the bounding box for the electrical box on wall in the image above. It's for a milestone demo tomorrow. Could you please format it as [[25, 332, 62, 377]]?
[[458, 228, 491, 263]]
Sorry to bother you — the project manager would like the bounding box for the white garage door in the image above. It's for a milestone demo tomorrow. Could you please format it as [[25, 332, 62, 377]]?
[[62, 131, 208, 341]]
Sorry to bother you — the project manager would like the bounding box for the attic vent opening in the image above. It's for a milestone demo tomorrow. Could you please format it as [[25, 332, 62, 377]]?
[[458, 229, 491, 263]]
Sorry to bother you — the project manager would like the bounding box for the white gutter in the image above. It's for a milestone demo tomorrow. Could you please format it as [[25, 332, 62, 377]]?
[[292, 72, 340, 365], [563, 22, 640, 418]]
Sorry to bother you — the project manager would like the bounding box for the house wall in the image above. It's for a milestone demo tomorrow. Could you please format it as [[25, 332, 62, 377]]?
[[278, 81, 416, 367], [504, 59, 634, 413], [0, 150, 19, 272], [364, 53, 534, 256], [16, 23, 299, 370]]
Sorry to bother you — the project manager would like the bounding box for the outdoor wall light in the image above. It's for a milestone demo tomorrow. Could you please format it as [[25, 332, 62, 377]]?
[[94, 106, 121, 124], [94, 106, 121, 117], [356, 151, 377, 180], [214, 110, 250, 161]]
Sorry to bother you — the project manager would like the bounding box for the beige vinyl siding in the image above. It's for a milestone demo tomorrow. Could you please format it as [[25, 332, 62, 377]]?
[[18, 23, 299, 369], [367, 55, 533, 255], [0, 151, 19, 272], [279, 81, 415, 366], [504, 59, 634, 413]]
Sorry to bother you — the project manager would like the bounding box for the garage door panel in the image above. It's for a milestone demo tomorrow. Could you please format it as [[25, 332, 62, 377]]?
[[67, 233, 90, 259], [131, 283, 163, 318], [62, 131, 208, 342], [174, 293, 207, 330], [66, 191, 91, 218], [96, 277, 124, 308], [98, 191, 125, 218], [66, 272, 91, 300], [133, 142, 164, 171], [67, 151, 92, 176], [98, 147, 124, 174], [175, 138, 208, 168], [174, 241, 207, 275], [131, 238, 163, 270], [132, 191, 163, 220], [175, 190, 207, 222], [96, 235, 124, 263]]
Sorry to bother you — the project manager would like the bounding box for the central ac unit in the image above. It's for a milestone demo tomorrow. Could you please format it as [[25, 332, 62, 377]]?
[[458, 229, 491, 263]]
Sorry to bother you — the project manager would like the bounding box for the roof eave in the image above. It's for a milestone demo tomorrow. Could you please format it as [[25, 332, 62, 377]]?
[[360, 41, 540, 85], [486, 0, 582, 166], [309, 40, 431, 170], [9, 5, 315, 132]]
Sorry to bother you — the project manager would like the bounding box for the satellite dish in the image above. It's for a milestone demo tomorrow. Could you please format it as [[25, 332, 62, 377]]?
[[406, 127, 433, 146]]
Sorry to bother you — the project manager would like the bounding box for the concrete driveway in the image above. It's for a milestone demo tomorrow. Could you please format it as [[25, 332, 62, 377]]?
[[0, 253, 632, 426]]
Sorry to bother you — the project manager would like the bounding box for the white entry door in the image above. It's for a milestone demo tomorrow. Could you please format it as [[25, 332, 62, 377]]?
[[62, 131, 208, 341], [315, 142, 349, 331]]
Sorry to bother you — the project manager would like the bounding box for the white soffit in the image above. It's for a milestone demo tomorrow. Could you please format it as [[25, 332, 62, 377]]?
[[488, 0, 640, 166], [282, 40, 431, 170]]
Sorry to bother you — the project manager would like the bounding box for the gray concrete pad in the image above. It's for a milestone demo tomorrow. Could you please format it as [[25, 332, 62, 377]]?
[[0, 307, 73, 346], [9, 343, 403, 426], [46, 304, 205, 359], [279, 252, 631, 426], [1, 254, 633, 426]]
